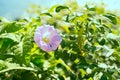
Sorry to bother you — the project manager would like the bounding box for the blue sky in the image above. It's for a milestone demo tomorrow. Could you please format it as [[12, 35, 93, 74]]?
[[0, 0, 120, 19]]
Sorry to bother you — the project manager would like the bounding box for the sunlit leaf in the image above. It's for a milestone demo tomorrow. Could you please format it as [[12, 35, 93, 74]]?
[[41, 13, 53, 17], [0, 67, 36, 73], [0, 33, 20, 42], [85, 4, 96, 11], [98, 63, 107, 69], [0, 22, 24, 34], [104, 13, 117, 24]]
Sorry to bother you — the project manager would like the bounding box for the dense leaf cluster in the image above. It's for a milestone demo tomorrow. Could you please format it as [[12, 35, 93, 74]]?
[[0, 1, 120, 80]]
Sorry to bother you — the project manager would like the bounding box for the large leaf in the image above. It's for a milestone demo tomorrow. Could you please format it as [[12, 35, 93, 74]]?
[[0, 67, 36, 73], [0, 39, 14, 54], [0, 33, 20, 42], [0, 22, 24, 34], [11, 41, 23, 55], [23, 35, 33, 53], [0, 60, 36, 74]]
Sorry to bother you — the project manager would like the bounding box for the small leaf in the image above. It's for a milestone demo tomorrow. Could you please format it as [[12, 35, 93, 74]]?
[[107, 33, 117, 40], [69, 35, 77, 40], [108, 39, 119, 48], [65, 14, 69, 22], [70, 53, 77, 61], [80, 69, 86, 78], [102, 45, 114, 57], [99, 38, 106, 45], [100, 74, 107, 80], [104, 13, 117, 24], [107, 69, 114, 75], [106, 49, 114, 57], [98, 27, 105, 34], [32, 55, 44, 67], [85, 4, 96, 11], [58, 75, 65, 80], [98, 63, 107, 69], [61, 39, 66, 48], [112, 40, 119, 47], [41, 13, 53, 17], [92, 46, 96, 53], [94, 72, 103, 80], [0, 60, 7, 70], [55, 6, 69, 12]]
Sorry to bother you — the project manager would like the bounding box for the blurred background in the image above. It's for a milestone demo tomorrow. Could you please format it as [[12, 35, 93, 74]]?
[[0, 0, 120, 19]]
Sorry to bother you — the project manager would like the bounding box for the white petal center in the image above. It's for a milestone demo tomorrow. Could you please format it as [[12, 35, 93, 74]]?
[[42, 31, 50, 43]]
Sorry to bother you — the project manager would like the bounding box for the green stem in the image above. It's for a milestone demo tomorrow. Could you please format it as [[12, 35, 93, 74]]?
[[77, 24, 84, 54], [48, 52, 73, 73], [58, 58, 73, 73]]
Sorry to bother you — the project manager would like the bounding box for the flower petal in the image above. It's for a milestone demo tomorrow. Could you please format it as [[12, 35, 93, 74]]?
[[34, 25, 62, 52]]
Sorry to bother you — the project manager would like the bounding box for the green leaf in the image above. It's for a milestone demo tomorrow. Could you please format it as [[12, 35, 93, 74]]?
[[58, 75, 65, 80], [23, 35, 33, 53], [0, 22, 24, 34], [108, 39, 119, 48], [104, 13, 117, 24], [69, 34, 77, 40], [0, 33, 20, 54], [100, 74, 107, 80], [54, 49, 62, 60], [80, 69, 86, 78], [0, 67, 36, 73], [107, 69, 114, 75], [61, 50, 70, 62], [102, 24, 112, 33], [55, 6, 69, 12], [91, 46, 96, 53], [99, 38, 106, 45], [85, 4, 96, 11], [111, 40, 119, 47], [21, 71, 38, 80], [98, 27, 105, 34], [61, 39, 66, 48], [0, 60, 7, 70], [41, 13, 53, 17], [70, 53, 77, 61], [11, 41, 23, 54], [65, 14, 69, 22], [0, 60, 36, 73], [0, 54, 14, 60], [0, 39, 14, 54], [0, 33, 20, 42], [31, 55, 44, 67]]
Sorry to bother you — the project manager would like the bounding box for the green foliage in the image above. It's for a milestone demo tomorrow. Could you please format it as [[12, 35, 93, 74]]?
[[55, 5, 69, 12], [0, 1, 120, 80], [0, 22, 24, 34], [104, 13, 117, 24]]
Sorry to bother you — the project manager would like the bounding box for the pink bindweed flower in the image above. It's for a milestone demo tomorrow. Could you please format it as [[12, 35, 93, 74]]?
[[34, 25, 62, 52]]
